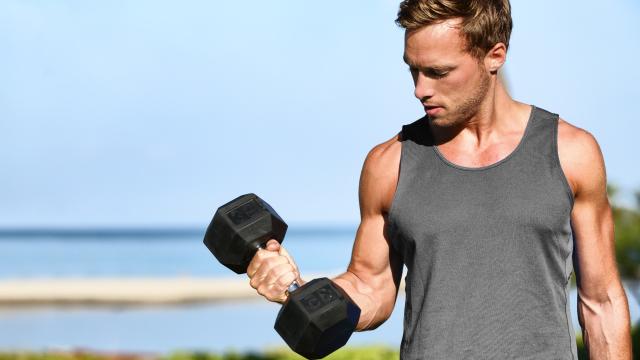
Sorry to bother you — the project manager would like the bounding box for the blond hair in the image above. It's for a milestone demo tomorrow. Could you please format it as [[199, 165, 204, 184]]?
[[396, 0, 513, 58]]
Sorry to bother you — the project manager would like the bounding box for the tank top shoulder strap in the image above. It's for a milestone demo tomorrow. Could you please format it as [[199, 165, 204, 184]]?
[[400, 116, 433, 146], [521, 105, 560, 153], [520, 106, 574, 205]]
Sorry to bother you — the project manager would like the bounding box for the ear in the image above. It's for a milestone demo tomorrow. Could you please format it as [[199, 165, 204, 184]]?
[[484, 42, 507, 74]]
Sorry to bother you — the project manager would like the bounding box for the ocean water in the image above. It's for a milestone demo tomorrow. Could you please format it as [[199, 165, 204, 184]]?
[[0, 229, 404, 353], [0, 230, 638, 353], [0, 229, 355, 279]]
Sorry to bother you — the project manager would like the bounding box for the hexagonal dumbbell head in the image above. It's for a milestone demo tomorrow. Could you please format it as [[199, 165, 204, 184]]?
[[274, 278, 361, 359], [203, 193, 288, 274]]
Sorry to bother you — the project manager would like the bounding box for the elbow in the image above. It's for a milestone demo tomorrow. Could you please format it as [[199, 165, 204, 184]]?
[[351, 281, 399, 332], [357, 282, 400, 331], [356, 300, 395, 332]]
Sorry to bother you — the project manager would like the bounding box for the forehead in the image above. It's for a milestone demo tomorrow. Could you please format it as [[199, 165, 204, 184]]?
[[403, 19, 469, 66]]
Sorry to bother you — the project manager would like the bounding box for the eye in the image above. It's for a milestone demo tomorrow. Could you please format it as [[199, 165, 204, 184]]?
[[407, 66, 449, 79], [428, 70, 448, 79]]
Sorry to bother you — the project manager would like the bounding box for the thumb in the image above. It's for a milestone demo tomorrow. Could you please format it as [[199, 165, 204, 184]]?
[[278, 246, 304, 285], [278, 245, 298, 269], [264, 239, 281, 252]]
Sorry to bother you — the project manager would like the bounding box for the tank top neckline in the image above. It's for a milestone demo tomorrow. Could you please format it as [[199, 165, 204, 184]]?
[[431, 105, 536, 171]]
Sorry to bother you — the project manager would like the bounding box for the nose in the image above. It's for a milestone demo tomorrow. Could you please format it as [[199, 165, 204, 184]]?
[[413, 72, 435, 102]]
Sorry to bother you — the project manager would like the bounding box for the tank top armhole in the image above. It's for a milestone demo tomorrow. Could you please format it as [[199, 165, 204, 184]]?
[[552, 116, 576, 208], [386, 130, 406, 228]]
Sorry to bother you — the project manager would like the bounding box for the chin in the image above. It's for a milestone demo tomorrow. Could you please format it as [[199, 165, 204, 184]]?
[[428, 115, 456, 127]]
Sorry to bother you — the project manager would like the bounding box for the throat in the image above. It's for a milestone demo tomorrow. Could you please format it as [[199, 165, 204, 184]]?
[[432, 105, 534, 169]]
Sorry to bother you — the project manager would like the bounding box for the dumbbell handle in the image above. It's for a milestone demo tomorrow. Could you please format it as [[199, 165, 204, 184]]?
[[254, 244, 300, 296], [286, 282, 300, 294]]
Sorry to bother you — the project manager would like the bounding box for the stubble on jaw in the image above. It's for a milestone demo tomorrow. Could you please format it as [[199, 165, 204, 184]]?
[[429, 65, 491, 129]]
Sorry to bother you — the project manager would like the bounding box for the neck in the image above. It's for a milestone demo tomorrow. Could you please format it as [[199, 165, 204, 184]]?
[[431, 73, 527, 146]]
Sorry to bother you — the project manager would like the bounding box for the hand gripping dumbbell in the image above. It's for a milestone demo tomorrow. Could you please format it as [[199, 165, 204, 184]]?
[[203, 193, 361, 359]]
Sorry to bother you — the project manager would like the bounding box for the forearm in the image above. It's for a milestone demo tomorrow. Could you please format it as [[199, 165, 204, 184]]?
[[332, 271, 396, 331], [578, 288, 632, 359]]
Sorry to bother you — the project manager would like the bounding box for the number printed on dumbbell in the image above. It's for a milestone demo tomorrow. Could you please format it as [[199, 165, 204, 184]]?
[[299, 285, 340, 313], [226, 199, 263, 226]]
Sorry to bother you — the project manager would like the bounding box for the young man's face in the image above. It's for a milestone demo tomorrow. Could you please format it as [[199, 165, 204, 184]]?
[[403, 18, 492, 128]]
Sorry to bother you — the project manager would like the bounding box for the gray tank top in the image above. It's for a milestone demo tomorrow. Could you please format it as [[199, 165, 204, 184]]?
[[386, 106, 578, 359]]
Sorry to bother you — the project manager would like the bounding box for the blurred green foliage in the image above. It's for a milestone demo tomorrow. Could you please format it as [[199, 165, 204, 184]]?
[[608, 185, 640, 281], [607, 184, 640, 320], [0, 347, 399, 360], [2, 333, 640, 360], [164, 345, 398, 360]]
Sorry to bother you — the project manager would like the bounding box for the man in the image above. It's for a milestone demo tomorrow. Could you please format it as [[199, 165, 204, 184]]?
[[247, 0, 632, 358]]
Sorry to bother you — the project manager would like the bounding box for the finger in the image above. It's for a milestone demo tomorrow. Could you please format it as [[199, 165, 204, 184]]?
[[266, 262, 296, 284], [265, 239, 281, 251], [257, 280, 287, 303], [275, 269, 298, 290], [246, 247, 279, 277], [266, 263, 298, 300], [249, 256, 290, 287], [278, 246, 299, 269], [251, 261, 295, 294], [262, 280, 291, 303]]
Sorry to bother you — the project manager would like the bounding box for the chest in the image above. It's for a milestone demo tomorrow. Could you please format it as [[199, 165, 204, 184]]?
[[388, 160, 573, 248], [435, 138, 521, 169]]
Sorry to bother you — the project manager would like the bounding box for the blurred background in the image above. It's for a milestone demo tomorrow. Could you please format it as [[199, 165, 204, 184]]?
[[0, 0, 639, 358]]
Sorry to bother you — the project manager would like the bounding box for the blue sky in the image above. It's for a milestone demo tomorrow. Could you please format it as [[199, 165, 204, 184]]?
[[1, 1, 638, 228]]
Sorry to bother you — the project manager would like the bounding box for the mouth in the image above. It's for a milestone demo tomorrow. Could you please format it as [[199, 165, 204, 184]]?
[[424, 105, 443, 116]]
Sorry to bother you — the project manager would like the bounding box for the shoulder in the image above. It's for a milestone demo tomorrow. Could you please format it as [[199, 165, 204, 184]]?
[[557, 118, 606, 197], [363, 134, 402, 173], [362, 116, 428, 168], [557, 118, 600, 152], [359, 133, 402, 215]]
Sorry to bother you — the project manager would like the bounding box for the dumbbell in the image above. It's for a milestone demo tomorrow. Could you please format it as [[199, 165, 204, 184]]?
[[203, 193, 361, 359]]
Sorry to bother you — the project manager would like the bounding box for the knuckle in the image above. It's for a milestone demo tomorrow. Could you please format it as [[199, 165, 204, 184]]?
[[249, 277, 258, 289], [277, 274, 293, 287], [266, 257, 282, 268], [256, 262, 271, 277], [267, 267, 280, 279], [262, 258, 277, 269], [265, 286, 279, 301], [273, 285, 286, 298]]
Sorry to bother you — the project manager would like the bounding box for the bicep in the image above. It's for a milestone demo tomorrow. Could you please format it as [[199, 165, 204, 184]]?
[[347, 139, 404, 302], [347, 214, 404, 297], [564, 129, 621, 301]]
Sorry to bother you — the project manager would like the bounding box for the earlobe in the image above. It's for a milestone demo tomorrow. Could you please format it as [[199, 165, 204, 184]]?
[[491, 58, 502, 74], [484, 57, 500, 75], [487, 43, 507, 74]]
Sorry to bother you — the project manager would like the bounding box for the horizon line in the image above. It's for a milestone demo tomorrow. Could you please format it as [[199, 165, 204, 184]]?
[[0, 224, 358, 239]]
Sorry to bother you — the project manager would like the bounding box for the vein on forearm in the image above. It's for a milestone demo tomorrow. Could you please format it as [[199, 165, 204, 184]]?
[[333, 270, 389, 331], [579, 287, 631, 356]]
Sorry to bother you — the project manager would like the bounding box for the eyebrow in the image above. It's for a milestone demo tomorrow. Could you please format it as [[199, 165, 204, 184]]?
[[403, 55, 456, 72]]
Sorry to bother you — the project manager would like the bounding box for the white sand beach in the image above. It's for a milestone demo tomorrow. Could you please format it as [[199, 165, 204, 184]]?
[[0, 277, 257, 306], [0, 272, 398, 306]]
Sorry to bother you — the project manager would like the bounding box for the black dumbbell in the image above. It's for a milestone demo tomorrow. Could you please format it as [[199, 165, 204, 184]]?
[[203, 193, 361, 359]]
